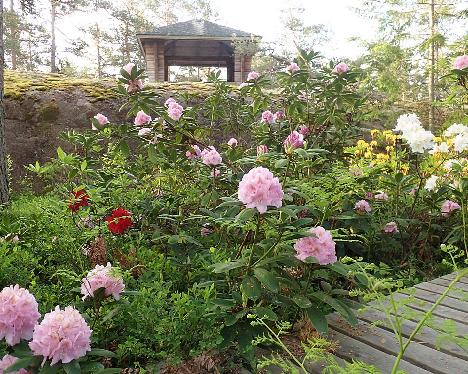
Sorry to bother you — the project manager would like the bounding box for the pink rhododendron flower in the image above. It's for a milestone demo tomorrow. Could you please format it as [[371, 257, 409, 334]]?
[[0, 355, 29, 374], [247, 71, 259, 81], [355, 200, 371, 214], [123, 63, 135, 75], [81, 263, 125, 300], [186, 145, 202, 160], [134, 110, 152, 126], [257, 144, 268, 155], [384, 222, 399, 233], [127, 79, 144, 93], [201, 146, 222, 166], [332, 62, 349, 74], [294, 226, 337, 265], [298, 125, 310, 136], [0, 285, 40, 346], [273, 111, 285, 122], [167, 101, 184, 121], [29, 306, 91, 366], [138, 128, 151, 136], [374, 192, 389, 201], [94, 113, 109, 126], [164, 97, 176, 107], [238, 167, 284, 214], [227, 138, 238, 147], [261, 110, 274, 124], [365, 192, 374, 199], [284, 131, 304, 152], [454, 55, 468, 70], [441, 200, 461, 217], [286, 62, 300, 74]]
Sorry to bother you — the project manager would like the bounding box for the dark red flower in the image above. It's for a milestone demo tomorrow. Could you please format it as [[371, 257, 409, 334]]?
[[68, 189, 90, 212], [106, 208, 133, 235]]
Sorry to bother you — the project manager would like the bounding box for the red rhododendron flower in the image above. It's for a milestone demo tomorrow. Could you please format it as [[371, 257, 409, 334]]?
[[68, 189, 90, 212], [106, 208, 133, 235]]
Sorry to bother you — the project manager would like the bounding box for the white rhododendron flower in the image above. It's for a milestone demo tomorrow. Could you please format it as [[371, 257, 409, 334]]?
[[424, 175, 438, 191], [444, 124, 468, 137], [394, 114, 434, 153], [453, 133, 468, 153], [429, 142, 449, 154]]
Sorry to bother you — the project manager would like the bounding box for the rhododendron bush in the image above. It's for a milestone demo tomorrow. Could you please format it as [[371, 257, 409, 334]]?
[[0, 51, 465, 371]]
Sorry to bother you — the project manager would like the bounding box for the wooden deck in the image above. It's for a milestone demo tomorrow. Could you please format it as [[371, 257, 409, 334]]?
[[308, 271, 468, 374]]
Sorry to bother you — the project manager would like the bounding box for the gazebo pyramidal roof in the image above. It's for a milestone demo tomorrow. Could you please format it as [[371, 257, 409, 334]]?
[[137, 19, 257, 40]]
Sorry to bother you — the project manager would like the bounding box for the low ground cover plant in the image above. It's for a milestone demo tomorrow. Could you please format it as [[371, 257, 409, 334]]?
[[0, 52, 467, 372]]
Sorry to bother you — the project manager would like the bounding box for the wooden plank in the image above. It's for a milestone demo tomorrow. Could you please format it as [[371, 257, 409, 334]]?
[[327, 329, 433, 374], [401, 287, 468, 313], [440, 271, 468, 284], [416, 282, 468, 301], [357, 306, 468, 361], [328, 315, 468, 374], [392, 292, 468, 325], [431, 277, 468, 291]]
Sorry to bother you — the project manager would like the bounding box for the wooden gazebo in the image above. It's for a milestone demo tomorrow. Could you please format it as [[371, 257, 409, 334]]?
[[137, 19, 260, 83]]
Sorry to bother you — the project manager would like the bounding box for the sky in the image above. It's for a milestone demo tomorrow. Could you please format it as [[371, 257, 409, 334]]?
[[52, 0, 377, 72], [208, 0, 376, 59]]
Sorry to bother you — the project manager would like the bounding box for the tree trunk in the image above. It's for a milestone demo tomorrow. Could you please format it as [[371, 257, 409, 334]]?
[[0, 0, 11, 204], [428, 0, 435, 130], [96, 24, 102, 79], [50, 0, 57, 73], [10, 0, 17, 69]]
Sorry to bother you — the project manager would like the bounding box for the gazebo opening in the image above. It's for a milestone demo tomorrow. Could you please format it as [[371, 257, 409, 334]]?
[[137, 19, 260, 83], [168, 66, 227, 82]]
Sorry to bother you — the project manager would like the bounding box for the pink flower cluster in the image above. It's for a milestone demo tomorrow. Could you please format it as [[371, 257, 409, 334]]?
[[201, 146, 222, 166], [0, 355, 29, 374], [384, 222, 399, 234], [441, 200, 461, 217], [355, 200, 371, 214], [134, 110, 152, 126], [138, 128, 151, 136], [284, 131, 304, 152], [286, 62, 300, 74], [247, 71, 259, 81], [298, 125, 310, 136], [29, 306, 91, 366], [274, 111, 285, 122], [294, 226, 337, 265], [261, 110, 274, 124], [332, 62, 349, 74], [122, 63, 144, 93], [186, 144, 202, 160], [165, 98, 184, 121], [81, 263, 125, 300], [374, 192, 389, 201], [257, 144, 268, 155], [227, 138, 238, 147], [0, 285, 40, 346], [238, 167, 284, 214], [92, 113, 109, 130], [123, 63, 135, 75], [454, 55, 468, 70]]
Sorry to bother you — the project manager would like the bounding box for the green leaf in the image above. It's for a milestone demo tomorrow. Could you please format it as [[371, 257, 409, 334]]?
[[329, 262, 349, 277], [306, 306, 328, 334], [212, 260, 245, 273], [253, 268, 279, 293], [241, 276, 262, 300], [255, 306, 278, 321], [57, 147, 66, 161], [80, 362, 105, 373], [96, 369, 122, 374], [63, 361, 81, 374], [292, 294, 312, 308], [88, 348, 116, 358], [274, 159, 289, 168], [235, 208, 256, 223]]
